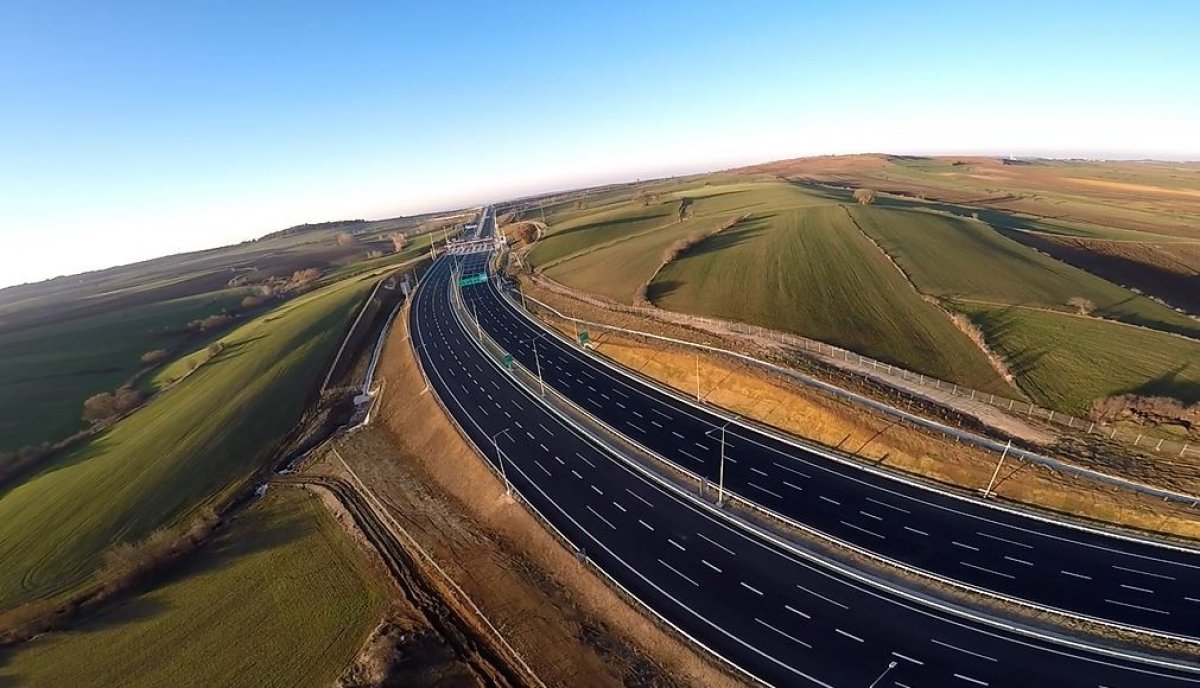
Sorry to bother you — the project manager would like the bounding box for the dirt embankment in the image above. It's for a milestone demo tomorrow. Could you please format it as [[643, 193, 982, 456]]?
[[518, 277, 1200, 542], [316, 312, 742, 687]]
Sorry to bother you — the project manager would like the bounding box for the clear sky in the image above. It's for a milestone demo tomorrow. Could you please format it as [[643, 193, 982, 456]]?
[[1, 1, 1197, 287]]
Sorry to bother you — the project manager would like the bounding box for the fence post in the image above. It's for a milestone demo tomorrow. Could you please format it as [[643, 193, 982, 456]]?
[[1183, 443, 1191, 457], [1134, 434, 1142, 446], [1155, 438, 1164, 451], [1087, 422, 1094, 433]]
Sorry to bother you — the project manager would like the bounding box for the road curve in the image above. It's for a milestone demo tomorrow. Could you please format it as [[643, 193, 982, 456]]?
[[466, 214, 1200, 641], [413, 215, 1200, 687]]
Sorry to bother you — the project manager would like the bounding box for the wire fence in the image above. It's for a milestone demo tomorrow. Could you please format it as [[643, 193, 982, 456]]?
[[521, 275, 1199, 462]]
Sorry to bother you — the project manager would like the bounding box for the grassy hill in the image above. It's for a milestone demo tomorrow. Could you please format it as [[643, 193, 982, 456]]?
[[0, 217, 456, 456], [0, 271, 375, 610], [955, 303, 1200, 414], [847, 205, 1200, 338], [528, 171, 1200, 413], [650, 204, 1009, 392], [0, 488, 385, 688]]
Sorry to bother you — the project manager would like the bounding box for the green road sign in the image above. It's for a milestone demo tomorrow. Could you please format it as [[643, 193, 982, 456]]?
[[578, 330, 590, 345], [502, 353, 514, 369], [457, 273, 488, 287]]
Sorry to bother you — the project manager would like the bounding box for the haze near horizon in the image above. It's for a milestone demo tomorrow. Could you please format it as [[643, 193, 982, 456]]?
[[1, 0, 1197, 287]]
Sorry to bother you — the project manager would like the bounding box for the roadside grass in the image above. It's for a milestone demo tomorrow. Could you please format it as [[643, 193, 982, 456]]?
[[0, 272, 375, 610], [0, 488, 385, 688], [0, 288, 247, 451], [954, 303, 1200, 414], [539, 315, 1200, 539], [650, 204, 1009, 393], [848, 205, 1200, 338]]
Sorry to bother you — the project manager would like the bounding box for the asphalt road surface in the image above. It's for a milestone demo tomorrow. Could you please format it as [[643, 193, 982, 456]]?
[[462, 215, 1200, 641], [412, 215, 1200, 686]]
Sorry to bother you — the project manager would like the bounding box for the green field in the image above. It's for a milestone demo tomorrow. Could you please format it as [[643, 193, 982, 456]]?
[[848, 205, 1200, 338], [651, 204, 1010, 392], [544, 213, 741, 303], [955, 303, 1200, 413], [0, 289, 247, 452], [0, 488, 385, 688], [0, 273, 374, 610], [0, 212, 460, 456]]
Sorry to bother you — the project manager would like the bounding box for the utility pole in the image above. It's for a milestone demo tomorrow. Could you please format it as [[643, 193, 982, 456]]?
[[983, 439, 1013, 499], [492, 428, 513, 494], [472, 302, 483, 342], [695, 352, 702, 402]]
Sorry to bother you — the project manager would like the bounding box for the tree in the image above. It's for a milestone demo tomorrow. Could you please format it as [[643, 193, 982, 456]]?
[[391, 233, 407, 253], [853, 188, 877, 205], [335, 232, 356, 246], [1067, 296, 1095, 315], [240, 295, 265, 310], [290, 268, 321, 286], [677, 197, 694, 222], [512, 223, 538, 244], [82, 393, 118, 423], [140, 349, 169, 365]]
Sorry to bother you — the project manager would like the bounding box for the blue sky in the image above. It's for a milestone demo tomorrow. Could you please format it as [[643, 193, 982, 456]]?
[[1, 1, 1197, 287]]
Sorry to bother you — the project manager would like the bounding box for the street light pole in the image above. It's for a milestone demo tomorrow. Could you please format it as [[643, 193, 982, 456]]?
[[491, 428, 513, 494], [471, 302, 483, 342], [705, 421, 731, 506], [695, 352, 701, 402], [868, 661, 898, 688], [983, 439, 1013, 499], [532, 336, 545, 396]]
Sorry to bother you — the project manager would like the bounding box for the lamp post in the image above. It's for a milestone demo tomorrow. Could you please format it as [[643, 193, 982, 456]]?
[[532, 336, 545, 396], [492, 427, 513, 494], [868, 661, 898, 688], [704, 421, 733, 506], [983, 439, 1013, 499]]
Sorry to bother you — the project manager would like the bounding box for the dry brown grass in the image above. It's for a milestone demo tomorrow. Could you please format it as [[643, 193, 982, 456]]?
[[524, 281, 1200, 541], [336, 313, 743, 688]]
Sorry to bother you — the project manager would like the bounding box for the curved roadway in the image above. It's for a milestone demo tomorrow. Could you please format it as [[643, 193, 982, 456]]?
[[412, 224, 1200, 686]]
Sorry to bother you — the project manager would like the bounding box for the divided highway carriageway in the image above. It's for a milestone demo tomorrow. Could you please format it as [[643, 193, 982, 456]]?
[[411, 222, 1200, 686], [459, 242, 1200, 643]]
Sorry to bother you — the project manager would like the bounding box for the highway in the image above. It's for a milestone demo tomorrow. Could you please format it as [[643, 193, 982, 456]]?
[[462, 214, 1200, 641], [410, 211, 1200, 686]]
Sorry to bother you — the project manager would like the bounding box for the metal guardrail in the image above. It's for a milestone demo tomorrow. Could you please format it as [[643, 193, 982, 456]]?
[[506, 283, 1200, 512], [526, 275, 1198, 459]]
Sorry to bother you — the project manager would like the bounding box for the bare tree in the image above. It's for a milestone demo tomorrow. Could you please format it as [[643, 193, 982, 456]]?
[[1067, 296, 1095, 315], [391, 233, 407, 253], [82, 393, 118, 423], [335, 232, 356, 246], [854, 188, 877, 205], [140, 349, 169, 365], [512, 223, 538, 244]]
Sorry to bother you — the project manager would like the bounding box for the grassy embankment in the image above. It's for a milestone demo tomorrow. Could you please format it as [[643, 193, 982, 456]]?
[[0, 488, 385, 688], [0, 271, 375, 611]]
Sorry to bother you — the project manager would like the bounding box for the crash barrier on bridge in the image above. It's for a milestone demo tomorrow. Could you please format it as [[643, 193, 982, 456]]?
[[522, 275, 1198, 461], [499, 280, 1200, 511]]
